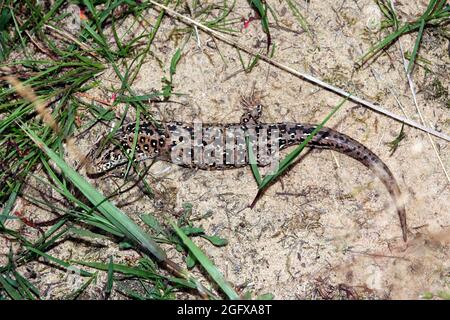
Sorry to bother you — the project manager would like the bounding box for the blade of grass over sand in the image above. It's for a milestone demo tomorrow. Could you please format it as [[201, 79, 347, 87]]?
[[387, 124, 406, 156], [286, 0, 312, 38], [67, 273, 97, 300], [74, 260, 197, 290], [237, 49, 260, 73], [0, 275, 22, 300], [13, 271, 40, 300], [0, 184, 20, 225], [170, 221, 240, 300], [128, 0, 170, 85], [26, 246, 92, 277], [20, 124, 167, 262], [358, 0, 449, 71], [407, 18, 425, 75], [249, 96, 349, 207], [387, 0, 450, 183], [18, 222, 69, 265]]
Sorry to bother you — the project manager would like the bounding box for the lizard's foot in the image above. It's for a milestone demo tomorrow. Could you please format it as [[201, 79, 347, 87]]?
[[240, 95, 263, 126], [240, 102, 262, 125], [240, 83, 265, 125]]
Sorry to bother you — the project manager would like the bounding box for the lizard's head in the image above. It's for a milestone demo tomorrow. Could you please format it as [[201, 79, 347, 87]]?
[[85, 121, 168, 178], [85, 139, 128, 178]]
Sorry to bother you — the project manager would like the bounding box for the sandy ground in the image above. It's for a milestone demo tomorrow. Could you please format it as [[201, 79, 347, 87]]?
[[1, 0, 449, 299]]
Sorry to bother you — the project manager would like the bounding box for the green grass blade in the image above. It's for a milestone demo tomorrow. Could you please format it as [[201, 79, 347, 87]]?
[[358, 24, 407, 66], [170, 221, 240, 300], [245, 135, 262, 185], [420, 0, 440, 19], [0, 275, 22, 300], [407, 18, 425, 75], [26, 246, 92, 277], [170, 48, 182, 78], [13, 271, 40, 299], [73, 260, 196, 289], [69, 227, 109, 240], [105, 256, 114, 297], [0, 183, 20, 225], [286, 0, 312, 38], [67, 273, 97, 300]]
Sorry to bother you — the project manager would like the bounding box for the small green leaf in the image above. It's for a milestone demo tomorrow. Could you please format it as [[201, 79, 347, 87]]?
[[437, 290, 450, 300], [242, 290, 252, 299], [422, 292, 434, 299], [180, 226, 204, 236], [286, 0, 312, 38], [182, 203, 193, 215], [118, 241, 133, 250], [186, 251, 196, 269], [1, 183, 20, 225], [248, 0, 271, 52], [170, 221, 240, 300], [256, 292, 275, 300], [170, 49, 182, 77], [201, 235, 228, 247], [89, 103, 115, 121], [69, 227, 108, 240], [141, 214, 165, 235]]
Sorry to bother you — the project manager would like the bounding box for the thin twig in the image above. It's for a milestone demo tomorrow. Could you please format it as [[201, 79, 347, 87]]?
[[147, 0, 450, 142], [346, 249, 410, 261]]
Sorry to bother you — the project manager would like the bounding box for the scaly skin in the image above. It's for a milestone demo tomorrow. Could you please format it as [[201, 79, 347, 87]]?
[[87, 106, 407, 241]]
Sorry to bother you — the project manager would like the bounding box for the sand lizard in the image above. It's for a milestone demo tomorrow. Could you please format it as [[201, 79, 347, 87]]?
[[86, 103, 408, 241]]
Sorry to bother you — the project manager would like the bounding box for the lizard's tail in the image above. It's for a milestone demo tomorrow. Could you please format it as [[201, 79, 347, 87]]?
[[305, 126, 408, 241]]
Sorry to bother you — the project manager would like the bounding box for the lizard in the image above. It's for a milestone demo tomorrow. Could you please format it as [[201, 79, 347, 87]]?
[[85, 100, 408, 241]]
